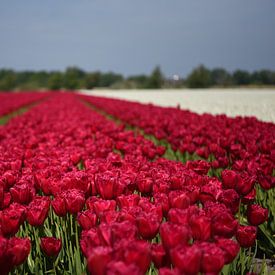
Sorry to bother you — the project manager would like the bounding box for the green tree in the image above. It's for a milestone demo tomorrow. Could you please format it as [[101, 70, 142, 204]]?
[[47, 72, 63, 90], [210, 68, 232, 86], [0, 70, 16, 91], [232, 70, 251, 85], [128, 75, 149, 88], [186, 65, 212, 88], [63, 67, 85, 90], [146, 66, 163, 89], [84, 72, 101, 89], [98, 72, 124, 87]]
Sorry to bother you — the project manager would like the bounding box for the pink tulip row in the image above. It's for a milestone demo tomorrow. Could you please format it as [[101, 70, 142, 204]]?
[[80, 95, 275, 191], [0, 93, 271, 274], [0, 92, 50, 117]]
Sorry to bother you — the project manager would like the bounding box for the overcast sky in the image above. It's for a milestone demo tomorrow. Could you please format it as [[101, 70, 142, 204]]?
[[0, 0, 274, 77]]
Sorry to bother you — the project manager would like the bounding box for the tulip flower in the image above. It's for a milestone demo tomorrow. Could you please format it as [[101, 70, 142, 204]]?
[[77, 210, 97, 230], [160, 222, 191, 250], [247, 204, 268, 225], [40, 237, 62, 257], [151, 243, 166, 268], [236, 225, 257, 248], [51, 196, 67, 217], [215, 238, 240, 264], [87, 246, 113, 275], [106, 261, 142, 275], [170, 244, 202, 274], [1, 203, 26, 236], [137, 212, 160, 239], [26, 196, 50, 226]]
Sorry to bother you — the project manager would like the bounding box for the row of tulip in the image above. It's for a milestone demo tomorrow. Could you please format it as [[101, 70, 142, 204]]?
[[0, 92, 49, 117], [0, 92, 273, 274], [79, 94, 275, 259]]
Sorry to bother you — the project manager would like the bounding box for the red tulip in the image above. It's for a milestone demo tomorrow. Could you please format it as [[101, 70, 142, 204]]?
[[160, 222, 191, 250], [119, 240, 151, 273], [200, 243, 225, 273], [80, 228, 101, 257], [151, 243, 166, 268], [236, 225, 257, 248], [158, 267, 181, 275], [7, 237, 31, 267], [99, 210, 119, 224], [170, 244, 202, 274], [27, 196, 50, 226], [0, 203, 26, 236], [77, 210, 97, 230], [221, 170, 238, 189], [10, 184, 35, 205], [63, 189, 85, 214], [247, 204, 268, 225], [236, 174, 255, 196], [117, 194, 140, 208], [136, 176, 153, 194], [41, 237, 62, 257], [51, 196, 67, 217], [217, 189, 240, 214], [87, 246, 113, 275], [137, 212, 160, 239], [111, 221, 138, 244], [106, 261, 142, 275], [215, 238, 240, 264], [168, 190, 190, 209], [211, 211, 238, 238], [93, 199, 117, 217], [189, 214, 211, 241], [95, 173, 116, 199]]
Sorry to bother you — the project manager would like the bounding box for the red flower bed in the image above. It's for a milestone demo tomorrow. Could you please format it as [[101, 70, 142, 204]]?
[[0, 92, 50, 117], [0, 93, 273, 274]]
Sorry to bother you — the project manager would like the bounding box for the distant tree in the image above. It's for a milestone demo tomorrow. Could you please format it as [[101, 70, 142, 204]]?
[[47, 73, 63, 90], [251, 70, 275, 85], [232, 70, 251, 85], [128, 75, 149, 88], [84, 72, 101, 89], [63, 67, 85, 90], [98, 72, 124, 87], [0, 70, 16, 91], [210, 68, 232, 86], [186, 65, 212, 88], [146, 66, 163, 89]]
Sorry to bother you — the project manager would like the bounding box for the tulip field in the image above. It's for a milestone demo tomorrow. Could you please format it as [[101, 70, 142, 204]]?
[[0, 92, 274, 275]]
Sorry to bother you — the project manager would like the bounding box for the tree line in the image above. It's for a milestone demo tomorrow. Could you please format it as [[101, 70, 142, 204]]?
[[1, 65, 275, 91]]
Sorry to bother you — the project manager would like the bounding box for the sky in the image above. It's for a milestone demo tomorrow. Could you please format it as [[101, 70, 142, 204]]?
[[0, 0, 275, 77]]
